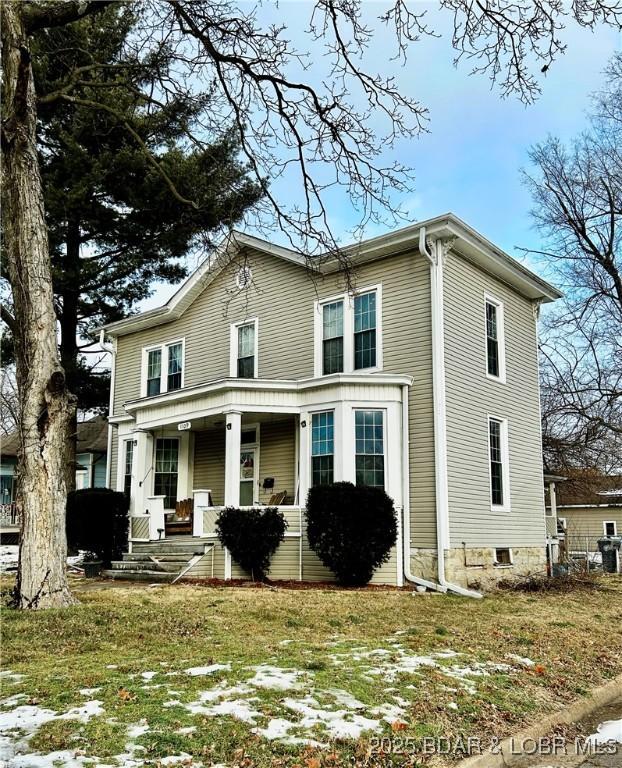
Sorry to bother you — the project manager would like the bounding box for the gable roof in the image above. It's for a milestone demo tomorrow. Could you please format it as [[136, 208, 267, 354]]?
[[102, 213, 562, 338], [1, 416, 108, 459], [556, 474, 622, 507]]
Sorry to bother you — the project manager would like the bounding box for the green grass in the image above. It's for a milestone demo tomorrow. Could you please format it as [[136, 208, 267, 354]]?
[[1, 575, 621, 767]]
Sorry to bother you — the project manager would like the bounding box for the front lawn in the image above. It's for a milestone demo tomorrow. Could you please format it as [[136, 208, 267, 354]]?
[[1, 576, 621, 767]]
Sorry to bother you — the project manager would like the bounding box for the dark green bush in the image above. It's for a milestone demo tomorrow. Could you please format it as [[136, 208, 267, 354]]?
[[306, 482, 397, 586], [66, 488, 129, 567], [215, 506, 287, 581]]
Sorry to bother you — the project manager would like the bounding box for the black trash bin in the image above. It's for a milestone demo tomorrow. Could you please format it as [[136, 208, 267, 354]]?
[[597, 536, 622, 573]]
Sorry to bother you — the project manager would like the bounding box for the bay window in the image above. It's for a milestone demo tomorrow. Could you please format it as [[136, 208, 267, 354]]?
[[311, 411, 334, 485], [355, 410, 385, 489]]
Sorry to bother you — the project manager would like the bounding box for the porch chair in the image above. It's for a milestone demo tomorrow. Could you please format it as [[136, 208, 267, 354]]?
[[267, 490, 288, 506], [165, 498, 194, 536]]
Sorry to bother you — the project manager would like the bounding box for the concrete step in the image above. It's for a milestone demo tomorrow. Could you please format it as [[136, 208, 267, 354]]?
[[101, 569, 176, 583], [111, 560, 187, 573], [122, 553, 192, 563], [132, 541, 204, 555]]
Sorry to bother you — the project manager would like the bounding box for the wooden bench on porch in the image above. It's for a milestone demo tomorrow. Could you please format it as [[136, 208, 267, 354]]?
[[165, 498, 194, 536]]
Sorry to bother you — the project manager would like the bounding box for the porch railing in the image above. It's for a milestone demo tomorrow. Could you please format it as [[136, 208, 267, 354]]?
[[196, 504, 304, 539], [0, 502, 20, 528]]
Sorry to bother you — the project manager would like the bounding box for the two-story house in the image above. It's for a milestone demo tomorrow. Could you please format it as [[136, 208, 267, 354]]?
[[101, 213, 561, 592]]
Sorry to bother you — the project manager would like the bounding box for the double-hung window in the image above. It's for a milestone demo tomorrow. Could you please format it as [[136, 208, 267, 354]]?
[[488, 417, 509, 509], [146, 349, 162, 396], [144, 340, 184, 396], [237, 323, 256, 378], [355, 410, 385, 489], [123, 440, 134, 497], [485, 295, 505, 381], [322, 301, 344, 375], [154, 438, 179, 509], [167, 342, 183, 391], [311, 411, 334, 486], [316, 286, 381, 376], [354, 291, 377, 370]]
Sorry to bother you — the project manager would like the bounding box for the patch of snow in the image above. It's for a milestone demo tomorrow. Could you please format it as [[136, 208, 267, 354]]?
[[185, 663, 230, 677], [187, 698, 261, 724], [141, 671, 157, 681], [127, 722, 150, 739], [0, 671, 25, 684], [163, 700, 183, 708], [58, 700, 104, 723], [370, 702, 407, 723], [325, 689, 366, 710], [506, 654, 536, 668], [0, 694, 27, 709], [587, 718, 622, 744], [6, 749, 95, 767], [175, 726, 197, 735], [246, 665, 305, 691], [253, 718, 297, 740], [0, 704, 58, 733], [78, 688, 101, 696], [447, 701, 459, 711], [196, 684, 253, 703], [283, 696, 381, 740], [159, 755, 198, 766], [105, 664, 118, 670]]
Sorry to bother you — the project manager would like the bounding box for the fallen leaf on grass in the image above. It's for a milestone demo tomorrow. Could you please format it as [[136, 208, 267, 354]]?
[[118, 687, 136, 702]]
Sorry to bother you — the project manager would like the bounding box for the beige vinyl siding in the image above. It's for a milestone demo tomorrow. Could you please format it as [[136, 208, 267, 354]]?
[[444, 251, 545, 548], [193, 428, 225, 505], [257, 419, 296, 504], [111, 247, 435, 548], [109, 430, 119, 491], [562, 506, 622, 552]]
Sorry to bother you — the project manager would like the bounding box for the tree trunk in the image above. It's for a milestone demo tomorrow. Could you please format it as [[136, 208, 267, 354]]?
[[1, 3, 77, 608], [60, 217, 81, 495]]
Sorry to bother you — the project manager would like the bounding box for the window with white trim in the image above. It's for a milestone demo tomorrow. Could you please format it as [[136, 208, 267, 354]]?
[[604, 520, 617, 537], [322, 301, 344, 375], [237, 322, 256, 378], [143, 340, 184, 396], [154, 438, 179, 509], [354, 291, 377, 370], [485, 294, 505, 381], [123, 440, 134, 497], [311, 411, 334, 486], [315, 286, 382, 376], [355, 410, 385, 489], [488, 417, 509, 509]]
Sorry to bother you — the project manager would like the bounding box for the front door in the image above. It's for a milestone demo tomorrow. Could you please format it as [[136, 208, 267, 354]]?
[[240, 447, 256, 506]]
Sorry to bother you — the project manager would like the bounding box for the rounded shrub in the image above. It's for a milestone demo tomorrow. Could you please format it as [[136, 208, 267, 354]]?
[[66, 488, 129, 567], [306, 482, 397, 586], [215, 506, 287, 581]]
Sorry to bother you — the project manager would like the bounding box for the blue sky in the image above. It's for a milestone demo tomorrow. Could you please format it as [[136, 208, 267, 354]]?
[[140, 2, 621, 310]]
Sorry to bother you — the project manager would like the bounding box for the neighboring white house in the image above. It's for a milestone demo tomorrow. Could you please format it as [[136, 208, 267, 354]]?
[[101, 213, 561, 591]]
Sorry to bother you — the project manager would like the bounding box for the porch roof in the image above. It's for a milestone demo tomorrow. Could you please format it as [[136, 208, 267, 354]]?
[[112, 373, 412, 430]]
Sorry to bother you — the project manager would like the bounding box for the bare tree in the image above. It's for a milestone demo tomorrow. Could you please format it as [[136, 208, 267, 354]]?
[[0, 368, 19, 437], [524, 54, 622, 472], [3, 0, 622, 608]]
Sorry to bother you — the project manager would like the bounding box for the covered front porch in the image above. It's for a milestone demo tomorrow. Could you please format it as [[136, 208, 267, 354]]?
[[113, 374, 409, 584]]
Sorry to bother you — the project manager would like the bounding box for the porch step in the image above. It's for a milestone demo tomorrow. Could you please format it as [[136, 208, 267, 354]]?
[[101, 568, 176, 583], [132, 542, 205, 556], [111, 559, 187, 573], [122, 553, 192, 563]]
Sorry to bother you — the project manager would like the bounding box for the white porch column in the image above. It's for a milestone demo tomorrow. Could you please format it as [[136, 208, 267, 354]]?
[[298, 412, 310, 506], [223, 411, 241, 579], [131, 430, 154, 516], [549, 481, 557, 522]]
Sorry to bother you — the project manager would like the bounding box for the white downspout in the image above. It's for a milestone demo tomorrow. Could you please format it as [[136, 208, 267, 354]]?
[[401, 383, 446, 593], [418, 228, 482, 599], [99, 329, 116, 489]]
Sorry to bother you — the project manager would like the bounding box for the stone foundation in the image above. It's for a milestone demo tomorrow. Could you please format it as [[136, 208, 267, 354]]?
[[410, 546, 547, 591]]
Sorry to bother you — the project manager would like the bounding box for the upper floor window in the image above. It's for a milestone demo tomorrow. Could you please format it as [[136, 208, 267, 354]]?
[[355, 409, 385, 489], [322, 301, 344, 375], [488, 416, 509, 510], [315, 286, 382, 376], [485, 294, 505, 382], [230, 318, 258, 378], [354, 291, 377, 370], [143, 340, 184, 397], [311, 411, 334, 486]]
